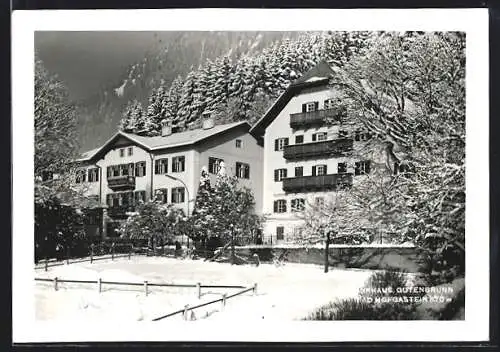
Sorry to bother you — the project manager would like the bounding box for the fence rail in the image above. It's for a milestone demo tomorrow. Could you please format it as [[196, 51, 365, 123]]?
[[151, 284, 257, 321], [35, 277, 246, 289]]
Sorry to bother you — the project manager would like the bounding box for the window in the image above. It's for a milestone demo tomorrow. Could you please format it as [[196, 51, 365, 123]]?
[[273, 200, 287, 213], [394, 162, 411, 175], [274, 168, 288, 182], [295, 166, 303, 177], [276, 226, 285, 241], [107, 166, 119, 178], [88, 168, 99, 182], [337, 162, 347, 174], [154, 189, 168, 203], [128, 147, 133, 156], [209, 157, 224, 174], [135, 161, 146, 177], [119, 164, 133, 176], [155, 158, 168, 174], [324, 98, 336, 110], [134, 190, 146, 204], [291, 198, 305, 212], [172, 156, 185, 173], [312, 132, 328, 142], [312, 164, 327, 176], [119, 148, 125, 157], [355, 160, 371, 175], [236, 162, 250, 179], [274, 137, 289, 151], [235, 139, 242, 148], [302, 101, 319, 112], [354, 130, 372, 141], [295, 135, 304, 144], [75, 169, 86, 183], [315, 197, 325, 208], [338, 130, 348, 138], [171, 187, 185, 203]]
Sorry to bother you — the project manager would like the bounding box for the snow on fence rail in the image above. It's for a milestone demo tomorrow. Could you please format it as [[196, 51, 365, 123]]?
[[34, 277, 247, 298], [151, 284, 258, 321], [35, 252, 132, 271]]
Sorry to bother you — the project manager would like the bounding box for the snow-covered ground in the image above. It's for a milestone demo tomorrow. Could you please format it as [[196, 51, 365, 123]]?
[[35, 256, 374, 322]]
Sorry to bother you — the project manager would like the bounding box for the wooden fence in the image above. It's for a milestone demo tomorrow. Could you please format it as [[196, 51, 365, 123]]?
[[151, 283, 258, 321], [34, 276, 257, 321]]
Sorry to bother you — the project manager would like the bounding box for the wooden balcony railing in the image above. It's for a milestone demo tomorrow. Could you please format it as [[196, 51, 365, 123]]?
[[282, 173, 353, 193], [283, 138, 353, 160], [107, 176, 135, 191], [290, 108, 345, 128]]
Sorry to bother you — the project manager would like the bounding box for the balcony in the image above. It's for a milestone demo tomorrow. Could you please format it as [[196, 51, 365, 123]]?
[[283, 138, 353, 160], [282, 173, 353, 193], [107, 205, 136, 219], [107, 175, 135, 191], [290, 108, 345, 128]]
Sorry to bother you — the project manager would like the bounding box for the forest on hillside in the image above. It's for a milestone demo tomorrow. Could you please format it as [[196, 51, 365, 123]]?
[[116, 32, 374, 137]]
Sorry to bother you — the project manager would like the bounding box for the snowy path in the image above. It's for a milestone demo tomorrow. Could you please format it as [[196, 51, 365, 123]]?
[[35, 257, 374, 321]]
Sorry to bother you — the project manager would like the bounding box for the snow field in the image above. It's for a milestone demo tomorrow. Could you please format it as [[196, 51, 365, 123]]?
[[35, 256, 374, 321]]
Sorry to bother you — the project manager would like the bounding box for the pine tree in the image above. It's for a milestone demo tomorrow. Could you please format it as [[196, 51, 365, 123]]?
[[164, 75, 183, 127], [177, 70, 197, 130]]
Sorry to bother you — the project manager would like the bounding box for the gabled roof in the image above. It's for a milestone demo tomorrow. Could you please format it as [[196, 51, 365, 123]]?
[[250, 60, 335, 137], [77, 121, 250, 163]]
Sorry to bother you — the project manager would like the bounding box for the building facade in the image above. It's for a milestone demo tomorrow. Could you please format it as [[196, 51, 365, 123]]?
[[75, 120, 263, 242], [250, 61, 390, 244]]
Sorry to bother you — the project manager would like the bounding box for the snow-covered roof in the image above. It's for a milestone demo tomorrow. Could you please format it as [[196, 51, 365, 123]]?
[[250, 60, 334, 137], [77, 121, 250, 162]]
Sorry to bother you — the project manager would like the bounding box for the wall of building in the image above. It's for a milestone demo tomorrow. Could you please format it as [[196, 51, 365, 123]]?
[[195, 126, 264, 215], [261, 83, 393, 243], [151, 148, 197, 216], [97, 143, 152, 202], [263, 84, 341, 241]]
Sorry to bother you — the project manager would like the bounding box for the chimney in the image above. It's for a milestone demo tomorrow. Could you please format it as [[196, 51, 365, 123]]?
[[202, 112, 214, 130], [161, 121, 172, 137]]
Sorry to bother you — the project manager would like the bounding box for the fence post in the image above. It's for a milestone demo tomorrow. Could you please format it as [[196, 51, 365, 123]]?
[[45, 257, 48, 271], [54, 277, 58, 291], [144, 280, 148, 296], [97, 277, 102, 293], [183, 305, 189, 320], [253, 283, 258, 295], [111, 242, 115, 261], [221, 293, 227, 309], [66, 248, 69, 265], [90, 244, 94, 264], [128, 244, 132, 260], [196, 282, 201, 299]]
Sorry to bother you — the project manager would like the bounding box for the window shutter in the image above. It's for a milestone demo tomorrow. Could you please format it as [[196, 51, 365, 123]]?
[[274, 169, 279, 181], [283, 169, 287, 178], [165, 159, 168, 174], [312, 134, 317, 142], [107, 166, 111, 178], [274, 139, 279, 151], [312, 166, 316, 176], [366, 161, 371, 174], [314, 101, 319, 111], [302, 104, 307, 113], [284, 138, 289, 146], [283, 201, 287, 213], [245, 165, 250, 179], [273, 201, 278, 213], [323, 164, 328, 174]]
